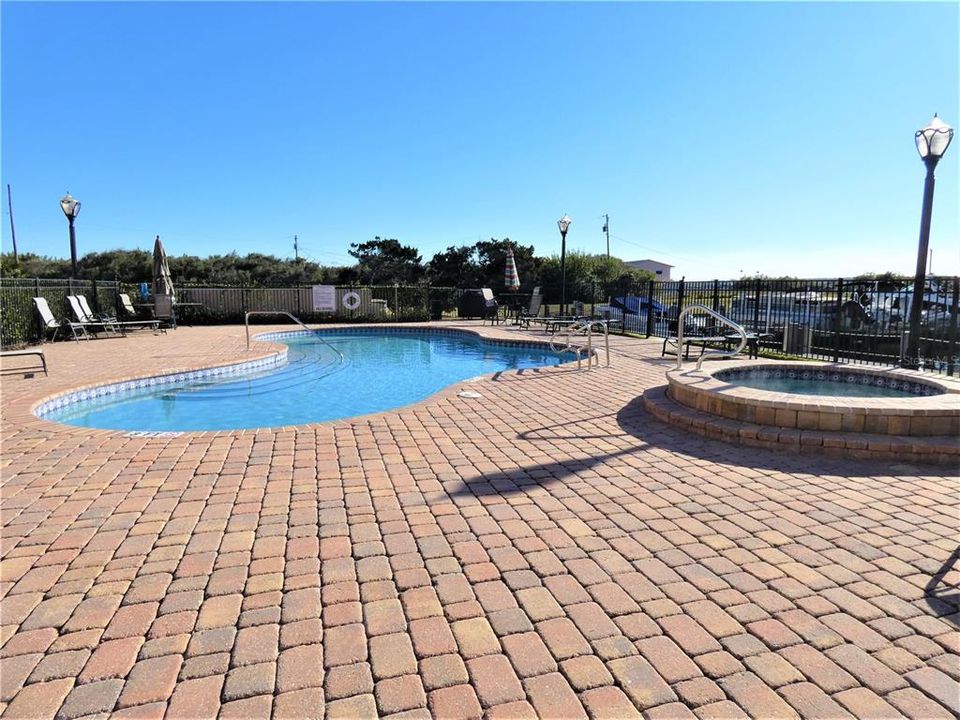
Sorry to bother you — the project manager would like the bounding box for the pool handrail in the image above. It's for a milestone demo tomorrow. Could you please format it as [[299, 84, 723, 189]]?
[[245, 311, 345, 363], [548, 318, 612, 370], [676, 304, 747, 371]]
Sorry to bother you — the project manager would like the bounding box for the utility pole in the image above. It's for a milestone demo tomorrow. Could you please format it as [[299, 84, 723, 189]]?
[[294, 235, 299, 261], [602, 214, 610, 259], [6, 184, 18, 264]]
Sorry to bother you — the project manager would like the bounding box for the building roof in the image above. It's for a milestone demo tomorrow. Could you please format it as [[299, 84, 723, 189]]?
[[626, 259, 675, 267]]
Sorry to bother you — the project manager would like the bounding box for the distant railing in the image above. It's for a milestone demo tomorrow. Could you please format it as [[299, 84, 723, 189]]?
[[2, 275, 958, 375]]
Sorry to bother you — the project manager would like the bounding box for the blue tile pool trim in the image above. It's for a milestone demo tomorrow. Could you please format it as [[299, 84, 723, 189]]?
[[35, 350, 289, 418], [257, 325, 588, 355], [714, 366, 943, 397]]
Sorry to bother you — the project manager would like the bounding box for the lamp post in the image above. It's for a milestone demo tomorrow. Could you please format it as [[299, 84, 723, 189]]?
[[903, 116, 953, 369], [557, 214, 572, 316], [60, 192, 81, 277]]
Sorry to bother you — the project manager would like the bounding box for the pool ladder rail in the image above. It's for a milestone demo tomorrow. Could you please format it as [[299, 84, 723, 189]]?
[[675, 304, 747, 371], [548, 318, 612, 370], [245, 311, 345, 364]]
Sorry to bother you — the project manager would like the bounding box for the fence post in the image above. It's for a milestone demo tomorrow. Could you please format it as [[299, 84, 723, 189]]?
[[91, 279, 100, 313], [833, 277, 844, 363], [712, 280, 720, 312], [646, 280, 655, 337], [947, 277, 958, 377], [752, 278, 761, 332], [297, 284, 302, 318], [676, 278, 686, 331]]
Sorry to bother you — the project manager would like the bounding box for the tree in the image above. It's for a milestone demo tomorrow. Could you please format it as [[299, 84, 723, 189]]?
[[348, 237, 423, 284], [427, 245, 480, 287]]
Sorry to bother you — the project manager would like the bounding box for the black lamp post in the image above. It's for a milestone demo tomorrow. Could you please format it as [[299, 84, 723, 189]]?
[[60, 192, 81, 278], [557, 214, 572, 316], [903, 116, 953, 369]]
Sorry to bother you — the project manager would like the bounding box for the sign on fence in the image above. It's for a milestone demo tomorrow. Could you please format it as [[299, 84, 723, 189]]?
[[312, 285, 337, 312]]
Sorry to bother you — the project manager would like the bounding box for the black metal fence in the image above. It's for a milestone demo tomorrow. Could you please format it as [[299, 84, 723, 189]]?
[[3, 275, 957, 375], [560, 275, 959, 375], [0, 279, 463, 347], [0, 278, 121, 348]]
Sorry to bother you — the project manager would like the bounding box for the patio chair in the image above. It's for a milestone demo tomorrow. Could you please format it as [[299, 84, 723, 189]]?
[[77, 295, 118, 324], [78, 294, 162, 335], [119, 293, 139, 317], [480, 289, 502, 326], [33, 296, 87, 342], [0, 348, 47, 376], [517, 292, 544, 329], [67, 295, 121, 336], [154, 294, 176, 329], [661, 319, 728, 360]]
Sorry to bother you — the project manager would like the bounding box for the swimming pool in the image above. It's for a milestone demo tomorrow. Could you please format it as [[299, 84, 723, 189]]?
[[713, 368, 941, 398], [39, 329, 572, 431]]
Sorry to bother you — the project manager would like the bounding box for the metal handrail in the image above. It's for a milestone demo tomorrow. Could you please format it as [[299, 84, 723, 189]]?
[[549, 318, 612, 370], [245, 311, 345, 363], [675, 304, 747, 371]]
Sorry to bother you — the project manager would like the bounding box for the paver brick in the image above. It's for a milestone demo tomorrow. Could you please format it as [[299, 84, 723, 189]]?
[[607, 655, 676, 710], [166, 675, 223, 719], [580, 685, 643, 719], [2, 678, 73, 720], [273, 688, 324, 719], [420, 654, 469, 691], [428, 684, 483, 719], [466, 655, 525, 707], [375, 675, 427, 714], [525, 672, 588, 719], [57, 678, 124, 719], [502, 631, 558, 678], [370, 633, 417, 680]]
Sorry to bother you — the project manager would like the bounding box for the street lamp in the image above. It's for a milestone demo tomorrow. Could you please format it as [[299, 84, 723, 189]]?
[[903, 116, 953, 369], [557, 214, 572, 316], [60, 192, 81, 277]]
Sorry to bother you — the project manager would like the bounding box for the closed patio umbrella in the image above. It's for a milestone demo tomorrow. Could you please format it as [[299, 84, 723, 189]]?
[[504, 247, 520, 292], [153, 235, 175, 301]]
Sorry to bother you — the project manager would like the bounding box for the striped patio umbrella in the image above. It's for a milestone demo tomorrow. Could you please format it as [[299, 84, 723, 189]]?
[[504, 247, 520, 291]]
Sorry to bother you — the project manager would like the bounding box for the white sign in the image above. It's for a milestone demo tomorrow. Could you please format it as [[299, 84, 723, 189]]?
[[312, 285, 337, 312]]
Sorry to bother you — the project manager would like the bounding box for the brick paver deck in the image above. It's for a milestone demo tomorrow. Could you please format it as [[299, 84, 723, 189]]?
[[1, 323, 957, 719]]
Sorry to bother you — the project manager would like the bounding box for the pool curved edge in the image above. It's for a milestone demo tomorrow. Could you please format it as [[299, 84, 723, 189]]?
[[666, 360, 960, 437], [31, 325, 588, 431]]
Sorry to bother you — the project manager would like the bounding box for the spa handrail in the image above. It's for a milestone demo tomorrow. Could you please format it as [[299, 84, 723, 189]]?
[[245, 311, 345, 363], [676, 304, 747, 371]]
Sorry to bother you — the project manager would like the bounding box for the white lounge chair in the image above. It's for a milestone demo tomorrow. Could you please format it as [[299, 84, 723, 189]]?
[[67, 295, 120, 336], [1, 348, 47, 376], [33, 297, 87, 342], [71, 295, 161, 335]]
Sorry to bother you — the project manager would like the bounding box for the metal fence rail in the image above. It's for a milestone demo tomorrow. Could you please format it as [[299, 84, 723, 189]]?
[[3, 275, 957, 375], [0, 278, 121, 348]]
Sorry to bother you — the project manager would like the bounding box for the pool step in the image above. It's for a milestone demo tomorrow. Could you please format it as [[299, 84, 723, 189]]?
[[642, 384, 960, 466]]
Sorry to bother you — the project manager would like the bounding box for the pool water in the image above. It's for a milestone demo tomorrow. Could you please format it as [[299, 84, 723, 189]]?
[[724, 377, 923, 398], [44, 331, 568, 431]]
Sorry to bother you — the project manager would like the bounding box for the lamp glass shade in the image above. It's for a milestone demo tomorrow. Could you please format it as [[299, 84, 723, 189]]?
[[557, 214, 572, 234], [915, 116, 954, 160], [60, 193, 81, 219]]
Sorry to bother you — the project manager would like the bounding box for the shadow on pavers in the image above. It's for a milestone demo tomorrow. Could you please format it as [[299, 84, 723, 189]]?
[[925, 546, 960, 626]]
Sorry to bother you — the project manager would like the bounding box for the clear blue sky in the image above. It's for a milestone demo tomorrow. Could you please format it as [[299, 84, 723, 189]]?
[[2, 1, 957, 280]]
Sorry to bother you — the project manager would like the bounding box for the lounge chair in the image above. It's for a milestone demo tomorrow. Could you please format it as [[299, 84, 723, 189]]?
[[480, 289, 502, 326], [80, 294, 161, 334], [119, 293, 139, 317], [77, 295, 118, 324], [1, 348, 47, 376], [661, 320, 728, 360], [517, 292, 544, 329], [67, 295, 120, 336], [33, 297, 87, 342]]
